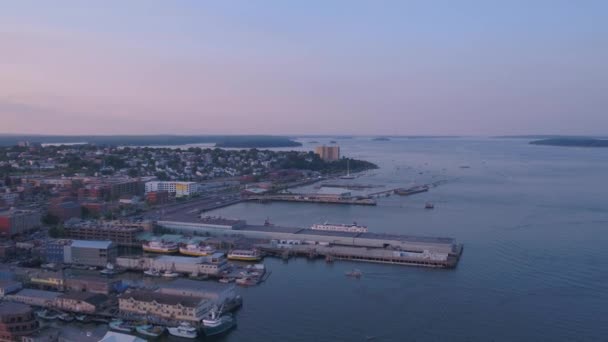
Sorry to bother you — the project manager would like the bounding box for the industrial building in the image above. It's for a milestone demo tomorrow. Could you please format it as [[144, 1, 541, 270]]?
[[68, 240, 116, 267], [145, 181, 199, 197]]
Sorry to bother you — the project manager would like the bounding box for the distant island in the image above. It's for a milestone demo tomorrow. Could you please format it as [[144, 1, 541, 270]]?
[[0, 134, 302, 148], [530, 138, 608, 147], [215, 137, 302, 148], [372, 137, 391, 141]]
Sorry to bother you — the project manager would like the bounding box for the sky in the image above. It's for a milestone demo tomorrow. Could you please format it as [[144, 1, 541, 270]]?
[[1, 0, 607, 136]]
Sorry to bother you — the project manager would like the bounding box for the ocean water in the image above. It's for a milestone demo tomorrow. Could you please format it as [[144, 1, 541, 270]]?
[[201, 137, 607, 342]]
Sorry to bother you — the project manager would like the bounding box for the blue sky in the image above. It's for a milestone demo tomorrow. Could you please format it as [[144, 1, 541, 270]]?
[[1, 1, 607, 135]]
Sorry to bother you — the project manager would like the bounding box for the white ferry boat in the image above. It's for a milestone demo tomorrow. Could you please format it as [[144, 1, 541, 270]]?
[[142, 240, 178, 254], [179, 243, 216, 256], [227, 249, 262, 262], [310, 222, 368, 233]]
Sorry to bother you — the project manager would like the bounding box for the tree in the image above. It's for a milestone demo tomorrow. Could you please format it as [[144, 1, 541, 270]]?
[[49, 224, 65, 238]]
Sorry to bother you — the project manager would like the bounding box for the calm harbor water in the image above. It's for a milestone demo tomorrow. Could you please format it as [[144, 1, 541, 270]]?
[[203, 137, 608, 342]]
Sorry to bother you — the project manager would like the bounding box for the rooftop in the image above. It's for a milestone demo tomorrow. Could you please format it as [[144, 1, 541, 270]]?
[[154, 255, 205, 264], [120, 289, 205, 308], [0, 302, 32, 315], [59, 292, 108, 305], [99, 331, 145, 342], [71, 240, 113, 249], [10, 288, 62, 300], [160, 278, 233, 294]]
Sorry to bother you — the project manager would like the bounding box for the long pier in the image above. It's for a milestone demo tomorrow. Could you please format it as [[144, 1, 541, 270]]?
[[245, 194, 376, 206], [258, 244, 462, 268]]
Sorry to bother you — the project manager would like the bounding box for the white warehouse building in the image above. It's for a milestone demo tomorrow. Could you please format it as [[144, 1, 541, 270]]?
[[145, 181, 199, 197]]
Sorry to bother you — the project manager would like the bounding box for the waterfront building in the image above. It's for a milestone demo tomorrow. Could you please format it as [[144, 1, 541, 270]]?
[[116, 254, 228, 276], [314, 145, 340, 162], [5, 289, 61, 308], [145, 181, 199, 198], [55, 292, 108, 313], [68, 240, 117, 267], [0, 302, 39, 341], [0, 209, 41, 238], [118, 289, 213, 323]]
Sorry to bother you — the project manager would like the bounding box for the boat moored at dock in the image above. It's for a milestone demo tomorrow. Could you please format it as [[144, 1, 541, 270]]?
[[311, 222, 368, 233], [168, 322, 198, 339], [179, 243, 216, 256], [228, 249, 262, 262], [203, 306, 236, 337], [143, 240, 178, 254]]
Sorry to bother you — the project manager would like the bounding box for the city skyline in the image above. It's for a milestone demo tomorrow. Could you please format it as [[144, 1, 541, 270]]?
[[2, 1, 607, 136]]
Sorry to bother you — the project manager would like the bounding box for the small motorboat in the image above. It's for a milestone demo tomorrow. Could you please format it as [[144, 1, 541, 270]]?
[[345, 269, 363, 278], [425, 202, 435, 209], [219, 277, 234, 283], [75, 314, 90, 323], [58, 313, 74, 322], [36, 309, 60, 320], [168, 322, 198, 339], [100, 262, 117, 275], [235, 277, 258, 286], [109, 319, 135, 333], [161, 270, 180, 278], [144, 268, 160, 277], [136, 324, 166, 337]]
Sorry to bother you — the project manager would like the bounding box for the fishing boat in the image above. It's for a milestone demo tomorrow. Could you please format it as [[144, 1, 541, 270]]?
[[58, 313, 74, 322], [161, 263, 179, 278], [100, 262, 117, 275], [235, 277, 258, 286], [168, 322, 198, 339], [142, 240, 178, 254], [36, 309, 60, 320], [179, 243, 216, 256], [162, 270, 179, 278], [227, 249, 262, 262], [345, 269, 363, 278], [136, 324, 166, 338], [202, 306, 236, 337], [109, 319, 135, 333], [144, 267, 161, 277], [75, 314, 90, 323], [219, 277, 234, 283]]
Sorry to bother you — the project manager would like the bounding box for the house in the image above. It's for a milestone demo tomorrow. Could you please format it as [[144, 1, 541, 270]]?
[[5, 289, 61, 308], [119, 289, 213, 323]]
